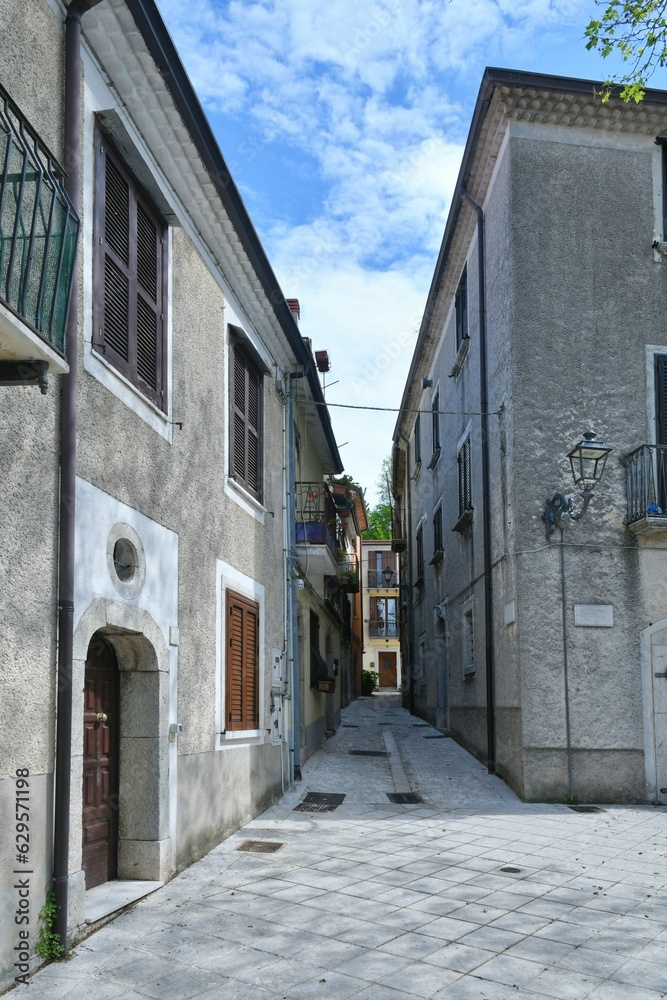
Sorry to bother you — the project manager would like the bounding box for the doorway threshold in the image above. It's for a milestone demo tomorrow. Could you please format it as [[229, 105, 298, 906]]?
[[84, 880, 163, 924]]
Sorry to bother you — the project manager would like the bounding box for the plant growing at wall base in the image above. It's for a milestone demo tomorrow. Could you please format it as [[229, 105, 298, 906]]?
[[361, 669, 377, 696], [35, 890, 64, 960]]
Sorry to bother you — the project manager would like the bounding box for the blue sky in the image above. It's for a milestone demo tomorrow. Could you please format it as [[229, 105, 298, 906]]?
[[155, 0, 655, 506]]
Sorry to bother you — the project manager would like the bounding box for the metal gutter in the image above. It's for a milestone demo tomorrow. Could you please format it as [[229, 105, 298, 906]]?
[[53, 0, 104, 953]]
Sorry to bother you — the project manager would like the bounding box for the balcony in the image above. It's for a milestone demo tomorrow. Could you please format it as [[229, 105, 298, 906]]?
[[368, 618, 399, 639], [0, 85, 80, 391], [338, 555, 359, 593], [626, 444, 667, 535], [295, 481, 338, 575], [368, 567, 398, 589], [391, 514, 406, 553]]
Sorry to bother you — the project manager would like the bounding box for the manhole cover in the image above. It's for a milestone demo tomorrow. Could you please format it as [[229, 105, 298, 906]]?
[[500, 866, 522, 873], [569, 805, 606, 813], [387, 792, 424, 804], [349, 749, 388, 757], [236, 841, 283, 853], [424, 735, 447, 739]]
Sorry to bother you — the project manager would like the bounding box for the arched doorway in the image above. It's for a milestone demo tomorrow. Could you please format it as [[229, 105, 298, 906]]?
[[82, 632, 120, 889]]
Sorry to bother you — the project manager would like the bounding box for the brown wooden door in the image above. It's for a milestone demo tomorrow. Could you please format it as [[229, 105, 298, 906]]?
[[378, 651, 397, 688], [82, 634, 119, 889]]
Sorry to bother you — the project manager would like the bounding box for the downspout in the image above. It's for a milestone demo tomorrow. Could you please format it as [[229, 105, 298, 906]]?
[[286, 371, 304, 781], [397, 432, 414, 714], [54, 0, 102, 951], [461, 189, 496, 773]]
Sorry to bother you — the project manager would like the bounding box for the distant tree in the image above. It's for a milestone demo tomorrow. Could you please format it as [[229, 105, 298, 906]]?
[[585, 0, 667, 101], [363, 457, 393, 540]]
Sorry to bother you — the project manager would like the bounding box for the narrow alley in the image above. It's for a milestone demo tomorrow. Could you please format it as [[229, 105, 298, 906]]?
[[17, 695, 666, 1000]]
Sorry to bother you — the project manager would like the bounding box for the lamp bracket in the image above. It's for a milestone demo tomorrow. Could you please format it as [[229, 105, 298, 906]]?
[[544, 489, 594, 539]]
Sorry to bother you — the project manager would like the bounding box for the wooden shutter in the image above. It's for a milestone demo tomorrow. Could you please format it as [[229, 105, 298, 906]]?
[[456, 265, 468, 348], [226, 590, 260, 732], [458, 438, 472, 515], [656, 355, 667, 445], [230, 341, 263, 500], [94, 128, 166, 411]]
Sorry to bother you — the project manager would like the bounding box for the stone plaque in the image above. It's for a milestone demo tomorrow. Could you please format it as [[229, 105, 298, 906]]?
[[574, 604, 614, 627]]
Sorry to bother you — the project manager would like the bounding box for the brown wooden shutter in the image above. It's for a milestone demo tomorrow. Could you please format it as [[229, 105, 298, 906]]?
[[656, 355, 667, 445], [94, 127, 167, 411], [226, 590, 260, 732], [230, 341, 263, 500]]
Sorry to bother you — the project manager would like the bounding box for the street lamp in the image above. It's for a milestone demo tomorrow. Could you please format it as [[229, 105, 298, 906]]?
[[544, 431, 612, 539], [382, 566, 395, 586]]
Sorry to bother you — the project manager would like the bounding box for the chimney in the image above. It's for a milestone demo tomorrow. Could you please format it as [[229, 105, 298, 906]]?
[[286, 298, 300, 324]]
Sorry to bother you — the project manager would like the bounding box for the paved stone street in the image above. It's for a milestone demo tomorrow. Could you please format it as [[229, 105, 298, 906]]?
[[15, 695, 667, 999]]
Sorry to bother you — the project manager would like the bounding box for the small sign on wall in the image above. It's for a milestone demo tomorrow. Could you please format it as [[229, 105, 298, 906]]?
[[574, 604, 614, 627]]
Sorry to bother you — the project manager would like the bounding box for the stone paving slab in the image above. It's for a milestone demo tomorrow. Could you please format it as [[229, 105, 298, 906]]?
[[9, 694, 667, 999]]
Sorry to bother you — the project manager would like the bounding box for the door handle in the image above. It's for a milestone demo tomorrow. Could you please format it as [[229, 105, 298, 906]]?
[[97, 712, 108, 723]]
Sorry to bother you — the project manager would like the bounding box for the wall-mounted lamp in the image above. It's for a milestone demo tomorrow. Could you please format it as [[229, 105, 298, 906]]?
[[382, 566, 395, 586], [544, 431, 612, 539], [420, 377, 433, 390]]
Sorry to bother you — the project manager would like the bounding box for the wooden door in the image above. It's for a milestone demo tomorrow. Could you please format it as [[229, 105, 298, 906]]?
[[378, 651, 397, 688], [82, 634, 119, 889]]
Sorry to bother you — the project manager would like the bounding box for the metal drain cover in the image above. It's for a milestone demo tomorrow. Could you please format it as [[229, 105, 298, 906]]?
[[236, 840, 284, 853], [569, 805, 606, 813], [306, 792, 346, 805], [294, 803, 337, 812], [386, 792, 424, 804], [500, 866, 522, 873], [342, 724, 358, 728], [424, 735, 447, 739], [349, 749, 388, 757]]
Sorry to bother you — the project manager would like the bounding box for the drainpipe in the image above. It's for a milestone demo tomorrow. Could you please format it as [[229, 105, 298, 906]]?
[[54, 0, 102, 952], [460, 189, 496, 773], [397, 432, 414, 714], [286, 371, 304, 781]]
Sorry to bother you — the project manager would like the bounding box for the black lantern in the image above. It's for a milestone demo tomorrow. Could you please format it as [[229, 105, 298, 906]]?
[[566, 431, 612, 492], [382, 565, 394, 586], [544, 431, 612, 539]]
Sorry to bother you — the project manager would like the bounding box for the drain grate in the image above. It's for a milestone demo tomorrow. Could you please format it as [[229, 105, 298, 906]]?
[[342, 724, 359, 728], [500, 866, 522, 873], [424, 734, 447, 739], [386, 792, 424, 804], [568, 805, 606, 813], [412, 724, 430, 728], [236, 840, 284, 853], [293, 792, 346, 813], [349, 749, 388, 757]]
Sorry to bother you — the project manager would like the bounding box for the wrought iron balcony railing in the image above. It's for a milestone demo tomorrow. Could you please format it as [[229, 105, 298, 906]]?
[[295, 481, 337, 558], [0, 83, 79, 360], [626, 444, 667, 525], [368, 618, 399, 639]]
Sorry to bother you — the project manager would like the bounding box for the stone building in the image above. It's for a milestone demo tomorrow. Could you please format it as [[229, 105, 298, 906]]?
[[0, 0, 344, 986], [393, 68, 667, 805]]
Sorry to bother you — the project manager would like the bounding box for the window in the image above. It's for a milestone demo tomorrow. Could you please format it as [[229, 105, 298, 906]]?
[[458, 437, 472, 516], [368, 550, 396, 587], [94, 128, 167, 410], [230, 339, 263, 501], [225, 589, 259, 731], [431, 390, 440, 457], [369, 596, 398, 637], [432, 504, 443, 563], [414, 413, 422, 466], [455, 265, 468, 349], [415, 523, 424, 585]]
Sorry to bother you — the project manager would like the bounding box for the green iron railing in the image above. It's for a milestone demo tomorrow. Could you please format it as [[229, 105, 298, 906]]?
[[0, 83, 79, 357]]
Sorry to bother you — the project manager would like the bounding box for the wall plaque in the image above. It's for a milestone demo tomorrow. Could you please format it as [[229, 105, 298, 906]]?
[[574, 604, 614, 627]]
